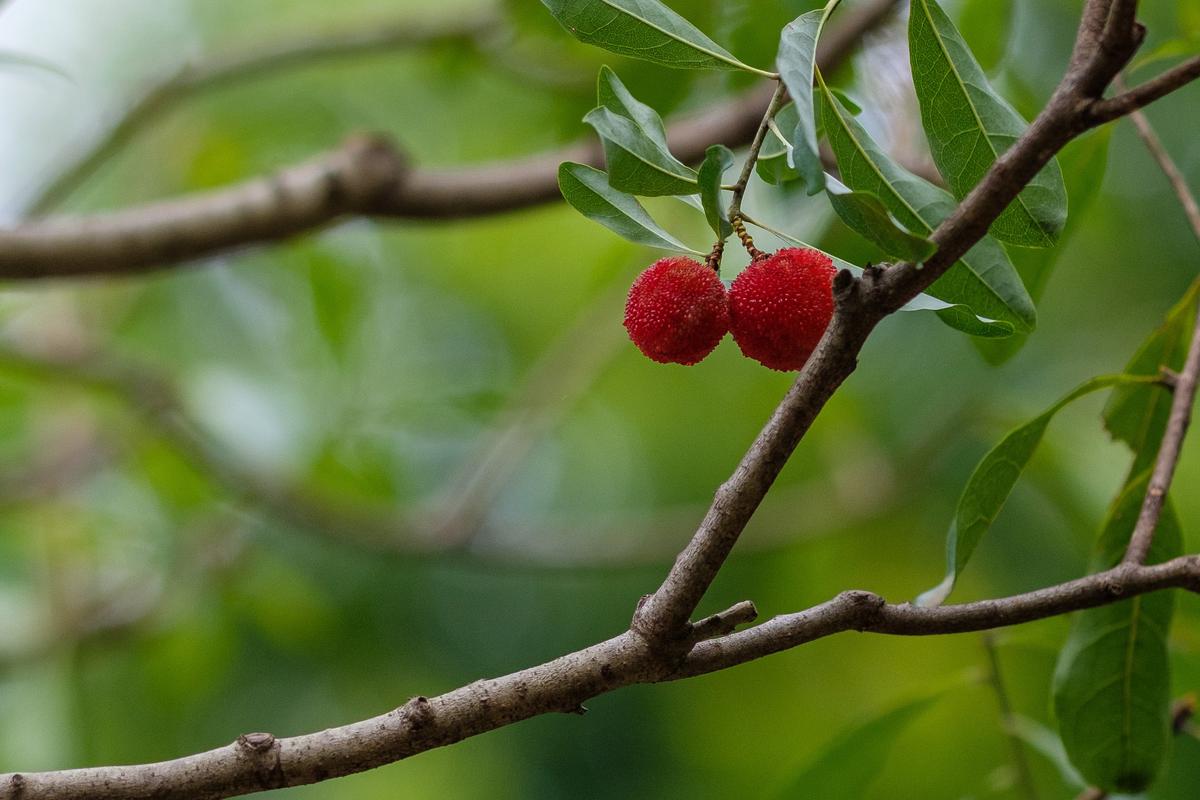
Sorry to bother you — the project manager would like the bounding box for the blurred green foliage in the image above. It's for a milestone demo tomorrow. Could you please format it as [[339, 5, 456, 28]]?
[[0, 0, 1199, 797]]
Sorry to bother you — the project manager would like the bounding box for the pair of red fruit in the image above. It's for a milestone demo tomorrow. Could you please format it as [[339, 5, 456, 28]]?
[[623, 247, 836, 371]]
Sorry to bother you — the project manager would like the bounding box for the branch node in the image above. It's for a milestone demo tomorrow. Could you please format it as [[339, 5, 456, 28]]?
[[838, 589, 886, 629], [689, 600, 759, 642], [338, 133, 410, 211], [236, 732, 286, 790], [6, 773, 25, 798], [833, 268, 861, 311], [236, 732, 277, 753], [403, 695, 436, 730]]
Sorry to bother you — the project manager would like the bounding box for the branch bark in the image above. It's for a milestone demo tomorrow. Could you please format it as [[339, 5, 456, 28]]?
[[26, 12, 502, 216], [4, 556, 1198, 800]]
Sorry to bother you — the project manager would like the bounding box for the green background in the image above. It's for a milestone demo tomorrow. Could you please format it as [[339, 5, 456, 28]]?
[[0, 0, 1198, 796]]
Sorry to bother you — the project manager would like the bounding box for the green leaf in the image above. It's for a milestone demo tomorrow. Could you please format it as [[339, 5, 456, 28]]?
[[558, 162, 703, 253], [1104, 283, 1199, 477], [825, 175, 937, 263], [596, 65, 670, 150], [584, 106, 698, 195], [916, 374, 1157, 607], [819, 81, 1037, 335], [774, 695, 939, 797], [697, 145, 733, 239], [757, 101, 801, 185], [776, 2, 840, 194], [974, 129, 1112, 364], [1151, 733, 1200, 799], [909, 0, 1067, 247], [540, 0, 772, 74], [1053, 474, 1182, 794]]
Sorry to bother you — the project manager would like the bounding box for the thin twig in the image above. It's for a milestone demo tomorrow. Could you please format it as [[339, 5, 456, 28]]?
[[27, 12, 501, 215], [1091, 55, 1200, 124], [1121, 83, 1200, 564], [1117, 80, 1200, 243], [981, 633, 1040, 800]]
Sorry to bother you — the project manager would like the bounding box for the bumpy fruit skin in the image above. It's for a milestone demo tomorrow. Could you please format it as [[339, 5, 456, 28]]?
[[623, 256, 729, 365], [728, 248, 836, 371]]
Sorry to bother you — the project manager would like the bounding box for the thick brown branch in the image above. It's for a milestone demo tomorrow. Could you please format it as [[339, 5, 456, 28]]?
[[0, 0, 899, 280], [635, 0, 1189, 652], [5, 556, 1198, 799]]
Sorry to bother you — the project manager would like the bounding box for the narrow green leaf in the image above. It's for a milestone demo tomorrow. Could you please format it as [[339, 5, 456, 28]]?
[[697, 145, 734, 239], [917, 374, 1157, 607], [974, 129, 1112, 364], [757, 102, 801, 185], [774, 695, 939, 797], [819, 81, 1037, 334], [825, 175, 937, 263], [596, 65, 670, 149], [1053, 475, 1181, 793], [557, 162, 703, 253], [776, 2, 840, 194], [909, 0, 1067, 247], [584, 106, 698, 195], [1104, 284, 1199, 478], [541, 0, 771, 74]]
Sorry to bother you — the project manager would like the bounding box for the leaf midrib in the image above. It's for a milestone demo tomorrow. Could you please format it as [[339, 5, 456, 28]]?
[[593, 0, 747, 71]]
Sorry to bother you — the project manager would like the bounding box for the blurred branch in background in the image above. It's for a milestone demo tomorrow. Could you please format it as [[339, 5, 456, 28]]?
[[980, 633, 1040, 800], [27, 10, 504, 216], [0, 294, 913, 568], [0, 0, 905, 279]]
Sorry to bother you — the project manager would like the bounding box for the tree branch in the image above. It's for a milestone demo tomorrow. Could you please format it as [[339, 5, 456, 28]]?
[[5, 556, 1198, 799], [1091, 55, 1200, 123], [27, 12, 502, 216], [1120, 88, 1200, 563], [0, 0, 901, 280]]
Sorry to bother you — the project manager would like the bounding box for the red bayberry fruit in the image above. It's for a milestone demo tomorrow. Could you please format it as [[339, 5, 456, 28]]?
[[623, 256, 729, 365], [728, 248, 836, 371]]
